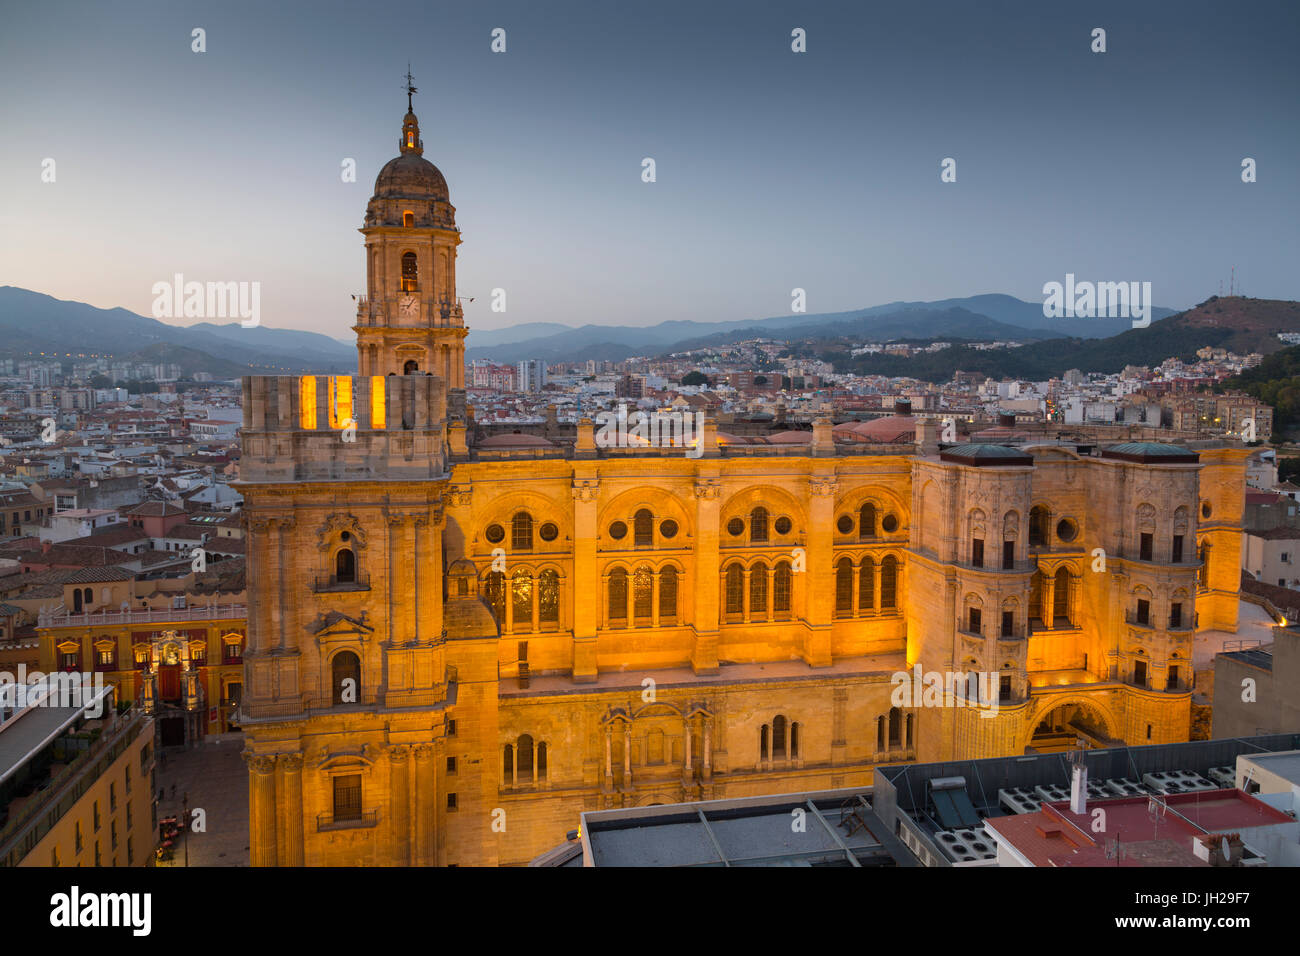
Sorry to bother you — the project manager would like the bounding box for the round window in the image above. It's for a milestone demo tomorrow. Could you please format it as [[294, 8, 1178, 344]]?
[[1056, 519, 1077, 542], [1201, 502, 1212, 519], [727, 517, 745, 536], [609, 521, 628, 540], [539, 522, 559, 542], [836, 515, 854, 534], [485, 524, 505, 543], [882, 514, 898, 533], [660, 519, 678, 539], [340, 531, 350, 542], [774, 516, 792, 535]]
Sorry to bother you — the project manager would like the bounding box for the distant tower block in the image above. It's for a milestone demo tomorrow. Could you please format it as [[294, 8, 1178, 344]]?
[[354, 78, 467, 386]]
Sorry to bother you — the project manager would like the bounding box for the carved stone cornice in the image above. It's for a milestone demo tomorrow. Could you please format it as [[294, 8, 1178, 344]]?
[[809, 476, 838, 497], [280, 753, 304, 773], [693, 480, 721, 501], [243, 752, 278, 774], [572, 479, 599, 504], [315, 513, 366, 552], [447, 484, 472, 507], [412, 742, 435, 759], [386, 744, 410, 763]]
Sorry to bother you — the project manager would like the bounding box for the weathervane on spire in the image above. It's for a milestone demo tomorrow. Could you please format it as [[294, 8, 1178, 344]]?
[[404, 63, 417, 112]]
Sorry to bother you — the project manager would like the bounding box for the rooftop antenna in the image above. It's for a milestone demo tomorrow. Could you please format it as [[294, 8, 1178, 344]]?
[[1230, 266, 1235, 297]]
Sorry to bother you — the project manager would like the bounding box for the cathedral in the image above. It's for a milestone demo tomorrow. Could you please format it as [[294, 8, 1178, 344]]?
[[236, 93, 1251, 866]]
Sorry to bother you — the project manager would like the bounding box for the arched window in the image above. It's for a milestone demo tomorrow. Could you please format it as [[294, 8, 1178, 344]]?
[[512, 568, 532, 627], [772, 715, 787, 759], [835, 557, 853, 615], [73, 590, 83, 613], [609, 568, 628, 623], [750, 507, 769, 543], [724, 564, 744, 616], [1198, 543, 1209, 588], [537, 741, 548, 780], [502, 744, 514, 785], [511, 512, 533, 551], [659, 567, 678, 621], [749, 562, 768, 619], [773, 561, 792, 614], [880, 555, 898, 609], [888, 707, 902, 747], [401, 251, 418, 292], [633, 565, 653, 620], [485, 571, 506, 627], [538, 570, 559, 624], [335, 547, 356, 584], [83, 588, 93, 608], [517, 734, 534, 781], [858, 556, 875, 611], [790, 721, 800, 759], [403, 359, 419, 375], [332, 651, 361, 706], [1029, 505, 1049, 547], [634, 509, 653, 547], [859, 502, 876, 539], [760, 724, 769, 761], [1053, 567, 1070, 623]]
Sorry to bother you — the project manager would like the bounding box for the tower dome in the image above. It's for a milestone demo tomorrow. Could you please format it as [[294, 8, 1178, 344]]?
[[373, 150, 450, 201]]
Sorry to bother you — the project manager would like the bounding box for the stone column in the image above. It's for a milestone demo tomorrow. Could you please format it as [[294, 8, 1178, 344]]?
[[703, 715, 713, 781], [413, 743, 435, 866], [245, 753, 279, 867], [388, 746, 410, 866], [280, 753, 304, 866], [572, 478, 599, 680], [806, 476, 837, 666], [692, 479, 721, 673], [623, 723, 633, 790]]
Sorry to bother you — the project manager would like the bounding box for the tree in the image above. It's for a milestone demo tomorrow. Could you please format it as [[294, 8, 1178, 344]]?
[[90, 374, 113, 389], [681, 371, 708, 386], [754, 375, 768, 385]]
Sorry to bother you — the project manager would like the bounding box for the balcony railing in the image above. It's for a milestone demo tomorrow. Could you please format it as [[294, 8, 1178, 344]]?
[[313, 573, 371, 593], [38, 604, 247, 628], [317, 809, 379, 832]]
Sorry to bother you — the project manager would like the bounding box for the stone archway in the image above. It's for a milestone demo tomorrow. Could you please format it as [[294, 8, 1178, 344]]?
[[1021, 695, 1120, 753]]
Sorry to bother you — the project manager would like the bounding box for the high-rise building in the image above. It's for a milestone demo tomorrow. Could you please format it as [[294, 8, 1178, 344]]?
[[517, 359, 548, 393], [234, 91, 1255, 867]]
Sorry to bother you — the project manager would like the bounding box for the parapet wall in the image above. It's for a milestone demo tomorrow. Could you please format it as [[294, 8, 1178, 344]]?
[[240, 375, 448, 483]]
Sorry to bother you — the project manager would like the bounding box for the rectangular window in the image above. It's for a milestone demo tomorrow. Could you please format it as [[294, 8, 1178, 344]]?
[[1134, 659, 1148, 687], [1140, 533, 1153, 561], [447, 719, 456, 737], [1000, 675, 1012, 702], [967, 607, 981, 634], [1170, 603, 1182, 628], [1136, 599, 1150, 625], [332, 775, 362, 821], [446, 757, 457, 774], [447, 793, 458, 810], [1168, 665, 1179, 689], [1172, 535, 1184, 563], [1002, 541, 1014, 570], [971, 538, 984, 568], [1001, 610, 1014, 637]]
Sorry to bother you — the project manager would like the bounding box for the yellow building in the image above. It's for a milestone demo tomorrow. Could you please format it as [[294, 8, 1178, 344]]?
[[36, 569, 248, 744], [0, 682, 155, 868], [235, 93, 1254, 866]]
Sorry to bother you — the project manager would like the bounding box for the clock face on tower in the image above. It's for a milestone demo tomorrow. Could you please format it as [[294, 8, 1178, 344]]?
[[399, 295, 418, 318]]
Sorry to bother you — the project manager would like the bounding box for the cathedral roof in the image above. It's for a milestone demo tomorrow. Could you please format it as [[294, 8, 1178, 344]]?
[[938, 443, 1034, 466], [1101, 442, 1199, 464]]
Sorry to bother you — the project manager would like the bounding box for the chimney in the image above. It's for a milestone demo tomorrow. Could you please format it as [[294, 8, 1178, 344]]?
[[574, 417, 596, 458], [41, 539, 51, 555], [1070, 761, 1088, 816], [811, 417, 834, 456], [914, 418, 940, 456]]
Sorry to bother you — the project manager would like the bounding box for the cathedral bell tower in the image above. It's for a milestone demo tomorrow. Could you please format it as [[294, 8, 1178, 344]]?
[[354, 73, 467, 386]]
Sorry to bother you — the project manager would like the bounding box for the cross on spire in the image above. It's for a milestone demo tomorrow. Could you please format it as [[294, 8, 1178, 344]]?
[[405, 63, 417, 112]]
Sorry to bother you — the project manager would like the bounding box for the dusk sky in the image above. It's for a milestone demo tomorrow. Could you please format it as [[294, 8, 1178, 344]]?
[[1, 0, 1297, 341]]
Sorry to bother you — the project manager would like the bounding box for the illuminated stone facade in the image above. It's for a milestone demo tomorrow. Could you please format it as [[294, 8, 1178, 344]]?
[[236, 98, 1252, 866]]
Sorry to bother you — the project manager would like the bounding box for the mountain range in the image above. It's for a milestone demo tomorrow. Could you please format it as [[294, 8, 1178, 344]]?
[[464, 293, 1179, 364], [0, 287, 356, 375]]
